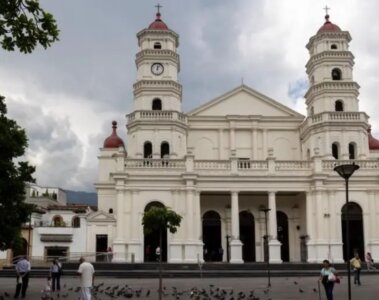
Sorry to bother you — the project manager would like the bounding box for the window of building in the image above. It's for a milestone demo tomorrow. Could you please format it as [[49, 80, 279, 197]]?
[[72, 216, 80, 228], [109, 208, 113, 214], [152, 98, 162, 110], [331, 68, 342, 80], [335, 100, 344, 111], [144, 142, 153, 159], [53, 215, 64, 227], [161, 142, 170, 158], [332, 143, 339, 159], [331, 44, 338, 50], [154, 42, 162, 49], [349, 142, 356, 159]]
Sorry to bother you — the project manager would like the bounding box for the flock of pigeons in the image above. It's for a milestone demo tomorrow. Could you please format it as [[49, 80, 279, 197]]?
[[0, 280, 322, 299]]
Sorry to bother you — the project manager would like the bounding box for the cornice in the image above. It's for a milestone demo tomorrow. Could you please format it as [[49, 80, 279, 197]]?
[[305, 81, 360, 101], [133, 80, 182, 97]]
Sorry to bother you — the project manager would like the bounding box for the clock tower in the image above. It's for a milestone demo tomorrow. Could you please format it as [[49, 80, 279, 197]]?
[[127, 9, 187, 159]]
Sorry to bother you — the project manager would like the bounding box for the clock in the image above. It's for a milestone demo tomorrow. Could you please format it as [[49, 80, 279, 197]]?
[[151, 63, 164, 75]]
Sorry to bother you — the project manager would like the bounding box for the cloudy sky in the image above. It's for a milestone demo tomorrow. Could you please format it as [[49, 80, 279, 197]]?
[[1, 0, 379, 192]]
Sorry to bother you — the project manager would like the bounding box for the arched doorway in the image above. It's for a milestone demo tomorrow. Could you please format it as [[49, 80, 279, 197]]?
[[144, 201, 167, 262], [277, 211, 289, 262], [239, 211, 255, 262], [341, 202, 364, 260], [202, 211, 222, 262]]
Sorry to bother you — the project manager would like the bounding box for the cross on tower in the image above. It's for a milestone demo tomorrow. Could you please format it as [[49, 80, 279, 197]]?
[[155, 3, 163, 14], [323, 5, 330, 15]]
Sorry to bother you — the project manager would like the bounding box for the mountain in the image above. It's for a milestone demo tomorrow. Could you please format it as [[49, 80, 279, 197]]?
[[66, 190, 97, 206]]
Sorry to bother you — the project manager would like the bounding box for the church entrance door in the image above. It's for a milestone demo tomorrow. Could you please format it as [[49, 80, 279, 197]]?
[[144, 201, 167, 262], [239, 211, 255, 262], [277, 211, 289, 262], [341, 202, 364, 260], [202, 211, 222, 262]]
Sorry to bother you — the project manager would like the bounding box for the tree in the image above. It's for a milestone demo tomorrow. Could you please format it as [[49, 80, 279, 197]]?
[[142, 206, 182, 300], [0, 96, 36, 250], [0, 0, 59, 53]]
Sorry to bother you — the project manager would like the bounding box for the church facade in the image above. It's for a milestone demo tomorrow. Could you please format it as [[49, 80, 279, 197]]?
[[93, 11, 379, 264]]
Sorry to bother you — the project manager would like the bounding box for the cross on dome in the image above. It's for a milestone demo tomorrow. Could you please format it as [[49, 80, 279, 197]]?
[[323, 5, 330, 15], [155, 3, 163, 14]]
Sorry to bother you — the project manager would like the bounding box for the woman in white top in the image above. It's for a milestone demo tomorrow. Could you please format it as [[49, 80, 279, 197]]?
[[319, 259, 338, 300]]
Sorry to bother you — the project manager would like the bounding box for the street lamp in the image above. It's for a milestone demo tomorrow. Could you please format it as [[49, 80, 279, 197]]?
[[260, 207, 271, 288], [225, 235, 231, 262], [334, 163, 359, 300]]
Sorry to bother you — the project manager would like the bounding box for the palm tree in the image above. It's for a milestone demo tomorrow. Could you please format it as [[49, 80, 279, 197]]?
[[142, 206, 182, 300]]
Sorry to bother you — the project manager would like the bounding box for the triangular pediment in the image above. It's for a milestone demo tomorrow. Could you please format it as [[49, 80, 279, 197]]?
[[188, 85, 304, 118], [87, 211, 116, 223]]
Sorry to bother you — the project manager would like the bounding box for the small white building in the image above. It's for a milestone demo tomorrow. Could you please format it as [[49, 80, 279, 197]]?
[[91, 11, 379, 264]]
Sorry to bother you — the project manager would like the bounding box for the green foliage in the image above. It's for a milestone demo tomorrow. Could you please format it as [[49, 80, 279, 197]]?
[[0, 0, 59, 53], [142, 206, 182, 235], [0, 95, 35, 250]]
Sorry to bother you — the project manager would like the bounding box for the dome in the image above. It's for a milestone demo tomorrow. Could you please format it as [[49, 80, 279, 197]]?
[[317, 15, 341, 34], [103, 121, 124, 149], [368, 126, 379, 150], [148, 12, 169, 30]]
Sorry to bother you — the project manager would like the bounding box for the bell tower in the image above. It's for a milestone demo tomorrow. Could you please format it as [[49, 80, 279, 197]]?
[[300, 13, 369, 160], [127, 8, 187, 159]]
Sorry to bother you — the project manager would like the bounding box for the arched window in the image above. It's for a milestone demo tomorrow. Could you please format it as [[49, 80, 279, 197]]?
[[72, 216, 80, 228], [335, 100, 344, 111], [332, 68, 342, 80], [349, 142, 356, 159], [152, 98, 162, 110], [144, 141, 153, 159], [154, 42, 161, 49], [331, 44, 338, 50], [332, 142, 339, 159], [161, 142, 170, 158], [53, 215, 64, 227], [108, 208, 113, 214]]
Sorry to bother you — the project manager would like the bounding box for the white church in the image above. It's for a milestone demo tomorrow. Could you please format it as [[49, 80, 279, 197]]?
[[91, 10, 379, 264]]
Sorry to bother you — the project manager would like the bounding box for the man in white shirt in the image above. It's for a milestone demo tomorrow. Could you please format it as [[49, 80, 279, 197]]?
[[77, 257, 95, 300], [14, 256, 31, 299]]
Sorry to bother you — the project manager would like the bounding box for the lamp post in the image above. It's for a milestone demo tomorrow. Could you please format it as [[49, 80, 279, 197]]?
[[260, 207, 271, 288], [225, 235, 231, 262], [334, 163, 359, 300]]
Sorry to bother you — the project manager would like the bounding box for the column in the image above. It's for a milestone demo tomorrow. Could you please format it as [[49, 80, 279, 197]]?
[[305, 191, 316, 262], [169, 190, 183, 263], [184, 185, 199, 263], [268, 191, 282, 263], [368, 191, 379, 258], [263, 129, 268, 158], [329, 191, 344, 263], [127, 190, 142, 262], [230, 121, 236, 154], [113, 183, 126, 262], [230, 191, 243, 263], [252, 128, 258, 159], [218, 129, 224, 159]]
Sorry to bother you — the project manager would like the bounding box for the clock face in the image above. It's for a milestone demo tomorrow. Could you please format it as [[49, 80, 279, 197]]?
[[151, 63, 164, 75]]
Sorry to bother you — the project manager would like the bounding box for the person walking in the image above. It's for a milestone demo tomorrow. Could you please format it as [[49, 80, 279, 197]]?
[[319, 259, 337, 300], [350, 253, 362, 285], [14, 256, 31, 299], [77, 257, 95, 300], [155, 246, 161, 262], [50, 258, 62, 295], [366, 252, 376, 271]]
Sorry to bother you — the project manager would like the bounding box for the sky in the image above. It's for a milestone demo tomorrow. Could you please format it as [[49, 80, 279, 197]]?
[[1, 0, 379, 192]]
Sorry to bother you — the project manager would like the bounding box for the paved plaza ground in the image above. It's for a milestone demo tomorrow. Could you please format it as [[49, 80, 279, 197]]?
[[0, 275, 378, 299]]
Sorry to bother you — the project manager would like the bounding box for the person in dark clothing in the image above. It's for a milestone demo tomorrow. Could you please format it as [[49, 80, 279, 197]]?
[[319, 259, 337, 300], [50, 258, 62, 295]]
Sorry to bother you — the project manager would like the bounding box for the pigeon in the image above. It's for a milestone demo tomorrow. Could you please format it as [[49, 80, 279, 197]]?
[[299, 288, 304, 293], [313, 288, 317, 293], [4, 292, 9, 298], [293, 281, 298, 285]]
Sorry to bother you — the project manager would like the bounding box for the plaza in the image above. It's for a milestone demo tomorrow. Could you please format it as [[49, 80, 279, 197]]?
[[0, 275, 378, 299]]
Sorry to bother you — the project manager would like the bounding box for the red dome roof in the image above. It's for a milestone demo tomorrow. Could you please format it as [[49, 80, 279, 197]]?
[[103, 121, 124, 149], [317, 15, 341, 34], [368, 126, 379, 150], [148, 12, 169, 30]]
